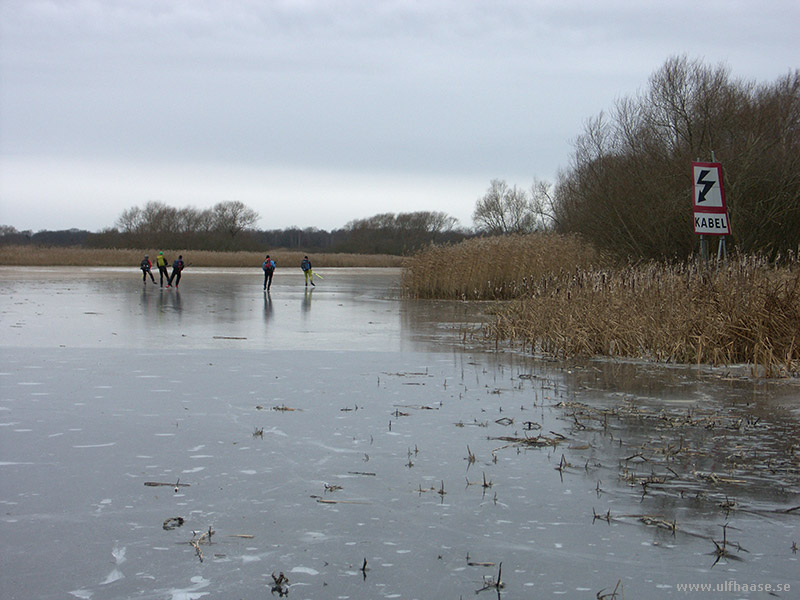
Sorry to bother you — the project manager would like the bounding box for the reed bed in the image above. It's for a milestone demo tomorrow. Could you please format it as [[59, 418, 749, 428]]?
[[403, 235, 799, 375], [0, 246, 404, 268], [488, 253, 800, 377], [402, 233, 601, 300]]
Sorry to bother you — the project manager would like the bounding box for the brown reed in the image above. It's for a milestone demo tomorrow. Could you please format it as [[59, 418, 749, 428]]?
[[401, 233, 601, 300], [403, 235, 799, 375], [487, 252, 800, 377], [0, 246, 404, 268]]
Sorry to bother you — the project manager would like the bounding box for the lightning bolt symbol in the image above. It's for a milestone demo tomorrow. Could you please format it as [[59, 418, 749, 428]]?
[[696, 169, 715, 203]]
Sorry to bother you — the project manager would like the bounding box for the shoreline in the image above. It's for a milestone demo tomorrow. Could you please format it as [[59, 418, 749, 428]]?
[[0, 245, 406, 268]]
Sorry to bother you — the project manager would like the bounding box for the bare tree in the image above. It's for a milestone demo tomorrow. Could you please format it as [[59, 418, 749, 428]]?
[[179, 206, 214, 234], [473, 179, 538, 235], [526, 179, 556, 230], [115, 206, 144, 234], [213, 201, 260, 240], [473, 179, 508, 234], [141, 201, 179, 234], [424, 211, 459, 235]]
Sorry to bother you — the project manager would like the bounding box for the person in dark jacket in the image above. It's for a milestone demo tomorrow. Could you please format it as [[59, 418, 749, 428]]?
[[140, 255, 156, 284], [263, 255, 276, 291], [168, 255, 185, 288]]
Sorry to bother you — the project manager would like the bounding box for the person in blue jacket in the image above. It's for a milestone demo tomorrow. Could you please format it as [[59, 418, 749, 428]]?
[[168, 255, 185, 288]]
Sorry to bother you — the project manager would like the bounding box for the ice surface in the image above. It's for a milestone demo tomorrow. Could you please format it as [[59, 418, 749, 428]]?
[[1, 267, 798, 599]]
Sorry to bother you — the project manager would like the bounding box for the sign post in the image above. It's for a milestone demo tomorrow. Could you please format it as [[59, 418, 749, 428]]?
[[692, 161, 731, 260]]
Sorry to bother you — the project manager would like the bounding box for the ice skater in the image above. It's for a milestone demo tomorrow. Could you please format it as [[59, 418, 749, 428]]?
[[263, 255, 276, 291], [140, 255, 156, 284], [156, 251, 170, 287], [168, 255, 185, 288], [301, 256, 315, 287]]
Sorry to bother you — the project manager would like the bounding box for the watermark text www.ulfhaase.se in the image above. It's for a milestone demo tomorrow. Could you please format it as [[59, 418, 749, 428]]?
[[676, 580, 790, 593]]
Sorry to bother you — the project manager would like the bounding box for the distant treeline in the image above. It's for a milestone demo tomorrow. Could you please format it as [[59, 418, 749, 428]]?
[[0, 206, 471, 256]]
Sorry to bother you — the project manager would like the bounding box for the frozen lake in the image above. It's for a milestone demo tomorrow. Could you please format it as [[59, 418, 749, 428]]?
[[1, 267, 798, 599]]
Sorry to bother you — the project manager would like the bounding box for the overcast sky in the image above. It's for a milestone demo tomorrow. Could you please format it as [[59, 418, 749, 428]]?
[[1, 0, 797, 233]]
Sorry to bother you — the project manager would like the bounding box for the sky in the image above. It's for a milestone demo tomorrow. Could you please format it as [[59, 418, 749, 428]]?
[[1, 0, 798, 233]]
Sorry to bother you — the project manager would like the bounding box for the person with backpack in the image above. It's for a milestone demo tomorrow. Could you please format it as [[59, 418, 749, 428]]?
[[301, 256, 315, 287], [262, 254, 276, 291], [140, 255, 156, 284], [168, 255, 185, 288], [156, 251, 170, 287]]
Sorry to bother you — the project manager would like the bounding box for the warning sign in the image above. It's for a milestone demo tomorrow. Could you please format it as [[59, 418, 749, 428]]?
[[691, 162, 730, 235]]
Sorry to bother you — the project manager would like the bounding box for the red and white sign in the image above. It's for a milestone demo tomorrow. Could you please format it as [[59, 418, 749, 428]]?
[[692, 162, 731, 235]]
